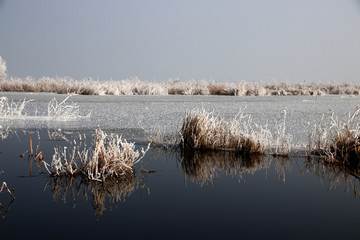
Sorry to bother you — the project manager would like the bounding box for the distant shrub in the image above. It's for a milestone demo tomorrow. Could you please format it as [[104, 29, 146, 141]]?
[[0, 56, 7, 81]]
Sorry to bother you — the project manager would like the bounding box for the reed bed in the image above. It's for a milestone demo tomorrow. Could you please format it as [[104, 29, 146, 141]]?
[[1, 76, 360, 96], [180, 108, 268, 154], [180, 108, 293, 155], [307, 107, 360, 167], [44, 127, 150, 181]]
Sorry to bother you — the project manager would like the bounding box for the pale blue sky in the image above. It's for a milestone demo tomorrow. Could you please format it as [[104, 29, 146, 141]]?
[[0, 0, 360, 82]]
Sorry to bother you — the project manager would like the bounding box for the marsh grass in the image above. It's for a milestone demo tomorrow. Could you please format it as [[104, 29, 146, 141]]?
[[180, 108, 291, 156], [44, 127, 150, 181], [2, 70, 360, 96], [0, 96, 32, 119], [180, 108, 270, 154], [44, 174, 139, 219], [308, 107, 360, 167], [0, 95, 90, 121], [47, 96, 91, 120], [272, 109, 292, 157]]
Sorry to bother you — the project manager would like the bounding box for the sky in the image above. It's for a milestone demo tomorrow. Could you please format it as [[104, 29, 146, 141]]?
[[0, 0, 360, 83]]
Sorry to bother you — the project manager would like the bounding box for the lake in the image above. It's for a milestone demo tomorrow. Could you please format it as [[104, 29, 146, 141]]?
[[1, 92, 360, 239]]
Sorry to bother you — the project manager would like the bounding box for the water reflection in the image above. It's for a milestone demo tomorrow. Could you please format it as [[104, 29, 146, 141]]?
[[179, 149, 360, 198], [302, 157, 360, 197], [0, 199, 14, 219], [179, 150, 291, 185], [43, 175, 141, 220]]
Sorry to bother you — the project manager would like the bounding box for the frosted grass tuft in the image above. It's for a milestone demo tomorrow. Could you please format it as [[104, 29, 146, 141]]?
[[47, 96, 91, 120], [180, 108, 271, 155], [308, 106, 360, 166], [0, 97, 32, 119], [44, 127, 150, 181], [180, 108, 292, 156]]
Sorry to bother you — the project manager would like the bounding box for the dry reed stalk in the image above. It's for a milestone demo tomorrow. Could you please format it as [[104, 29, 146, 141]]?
[[20, 133, 44, 176], [0, 182, 15, 199]]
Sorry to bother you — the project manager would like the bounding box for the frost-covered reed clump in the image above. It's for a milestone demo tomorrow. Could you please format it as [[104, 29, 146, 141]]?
[[47, 96, 90, 120], [180, 109, 272, 155], [308, 107, 360, 166], [180, 108, 292, 156], [45, 127, 150, 181], [0, 97, 32, 119]]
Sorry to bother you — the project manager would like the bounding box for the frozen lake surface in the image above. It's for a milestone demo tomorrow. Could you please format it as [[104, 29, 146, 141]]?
[[2, 92, 360, 145], [1, 92, 360, 239]]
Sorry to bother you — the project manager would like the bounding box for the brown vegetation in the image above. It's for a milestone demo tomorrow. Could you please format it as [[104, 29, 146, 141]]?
[[44, 127, 150, 181], [2, 77, 360, 96], [307, 107, 360, 167]]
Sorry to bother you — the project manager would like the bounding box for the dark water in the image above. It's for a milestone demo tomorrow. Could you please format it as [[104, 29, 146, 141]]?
[[1, 130, 360, 239]]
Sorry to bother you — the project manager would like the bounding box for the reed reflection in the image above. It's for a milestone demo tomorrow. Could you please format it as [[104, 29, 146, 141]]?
[[0, 199, 14, 219], [179, 150, 291, 185], [43, 175, 141, 220], [302, 157, 360, 197]]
